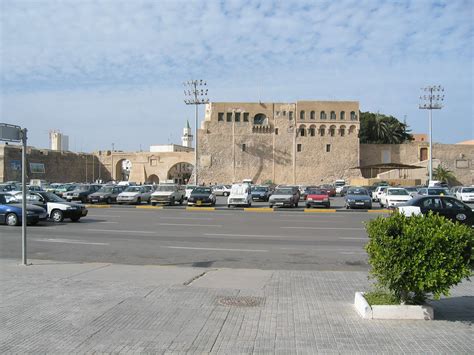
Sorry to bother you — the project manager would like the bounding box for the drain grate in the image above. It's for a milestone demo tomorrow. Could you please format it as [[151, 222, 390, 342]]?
[[216, 296, 265, 307]]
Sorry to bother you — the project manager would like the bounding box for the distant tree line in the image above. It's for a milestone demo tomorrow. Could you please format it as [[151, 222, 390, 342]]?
[[359, 111, 413, 144]]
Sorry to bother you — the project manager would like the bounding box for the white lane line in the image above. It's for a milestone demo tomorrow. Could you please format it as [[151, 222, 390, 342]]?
[[34, 238, 109, 246], [164, 246, 268, 252], [339, 251, 367, 255], [86, 229, 156, 234], [281, 226, 365, 231], [157, 217, 215, 221], [157, 223, 222, 227], [204, 233, 309, 239], [339, 237, 368, 240]]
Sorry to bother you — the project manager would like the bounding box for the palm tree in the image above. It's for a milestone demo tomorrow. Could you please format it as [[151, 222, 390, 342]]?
[[433, 165, 456, 184], [359, 112, 413, 144]]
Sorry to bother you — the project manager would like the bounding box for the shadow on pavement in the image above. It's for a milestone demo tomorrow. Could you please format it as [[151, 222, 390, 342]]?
[[429, 296, 474, 323]]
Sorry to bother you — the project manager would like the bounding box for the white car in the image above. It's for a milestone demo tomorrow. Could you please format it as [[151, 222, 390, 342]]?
[[212, 185, 231, 196], [150, 184, 185, 205], [379, 188, 412, 208], [372, 186, 388, 202], [117, 185, 154, 204], [455, 187, 474, 203], [227, 183, 252, 207]]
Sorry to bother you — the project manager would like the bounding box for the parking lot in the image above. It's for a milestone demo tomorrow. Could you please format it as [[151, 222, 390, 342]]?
[[0, 202, 385, 270]]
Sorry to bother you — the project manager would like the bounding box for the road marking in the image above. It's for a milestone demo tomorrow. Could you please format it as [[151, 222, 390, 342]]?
[[164, 246, 268, 252], [34, 238, 109, 246], [339, 251, 367, 255], [204, 233, 292, 239], [281, 226, 365, 231], [339, 237, 368, 240], [157, 216, 215, 221], [157, 223, 222, 227], [86, 229, 156, 234], [304, 209, 337, 213]]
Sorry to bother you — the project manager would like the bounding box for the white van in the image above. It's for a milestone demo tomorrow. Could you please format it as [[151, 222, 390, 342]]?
[[334, 179, 346, 195], [227, 183, 252, 207]]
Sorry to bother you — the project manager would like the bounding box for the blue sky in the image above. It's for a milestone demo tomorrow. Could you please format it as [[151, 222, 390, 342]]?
[[1, 0, 473, 151]]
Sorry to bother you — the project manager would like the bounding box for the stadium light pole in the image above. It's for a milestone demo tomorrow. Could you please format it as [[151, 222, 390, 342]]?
[[419, 85, 444, 182], [184, 80, 209, 186]]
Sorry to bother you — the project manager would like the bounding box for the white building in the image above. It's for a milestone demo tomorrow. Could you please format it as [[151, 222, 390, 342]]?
[[49, 130, 69, 151]]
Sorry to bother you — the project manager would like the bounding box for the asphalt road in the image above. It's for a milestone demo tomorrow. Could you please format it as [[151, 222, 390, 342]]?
[[0, 205, 386, 271]]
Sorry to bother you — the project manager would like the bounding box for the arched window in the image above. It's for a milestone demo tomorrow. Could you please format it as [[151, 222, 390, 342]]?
[[300, 111, 305, 120], [253, 113, 267, 125], [320, 111, 327, 120], [340, 111, 345, 120], [299, 125, 306, 137], [339, 125, 346, 137], [319, 125, 326, 136], [349, 125, 357, 134], [329, 125, 336, 136], [309, 125, 316, 136], [330, 111, 336, 120], [350, 111, 357, 120], [310, 111, 315, 120]]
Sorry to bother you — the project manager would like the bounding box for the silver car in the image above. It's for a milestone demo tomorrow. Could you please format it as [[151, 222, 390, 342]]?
[[116, 185, 154, 204]]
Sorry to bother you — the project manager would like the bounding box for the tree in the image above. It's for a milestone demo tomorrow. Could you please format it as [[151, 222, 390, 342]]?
[[359, 112, 413, 144], [433, 165, 456, 184]]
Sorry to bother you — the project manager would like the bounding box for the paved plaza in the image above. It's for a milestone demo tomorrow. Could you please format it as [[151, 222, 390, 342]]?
[[1, 258, 472, 354]]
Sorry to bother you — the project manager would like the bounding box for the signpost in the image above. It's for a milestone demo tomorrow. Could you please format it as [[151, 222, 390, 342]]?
[[0, 123, 28, 265]]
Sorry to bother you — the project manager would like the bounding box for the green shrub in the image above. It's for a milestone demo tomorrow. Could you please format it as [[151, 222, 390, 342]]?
[[365, 212, 473, 304]]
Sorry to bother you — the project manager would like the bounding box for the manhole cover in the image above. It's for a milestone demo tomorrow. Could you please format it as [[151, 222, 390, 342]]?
[[216, 296, 265, 307]]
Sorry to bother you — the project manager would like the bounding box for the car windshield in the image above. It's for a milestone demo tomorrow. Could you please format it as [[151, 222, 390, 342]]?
[[125, 186, 142, 192], [427, 188, 446, 195], [193, 187, 212, 194], [274, 188, 293, 195], [75, 185, 90, 191], [461, 187, 474, 193], [308, 189, 324, 195], [388, 189, 409, 196], [42, 192, 66, 202], [186, 185, 196, 190], [98, 186, 115, 193], [156, 185, 176, 191], [252, 187, 267, 192], [348, 189, 368, 195], [405, 187, 418, 192]]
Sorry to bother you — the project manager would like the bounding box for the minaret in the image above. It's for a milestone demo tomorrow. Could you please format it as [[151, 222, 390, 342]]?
[[182, 120, 193, 148]]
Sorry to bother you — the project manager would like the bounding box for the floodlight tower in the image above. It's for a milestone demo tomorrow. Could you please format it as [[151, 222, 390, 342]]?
[[184, 80, 209, 185], [419, 85, 444, 182]]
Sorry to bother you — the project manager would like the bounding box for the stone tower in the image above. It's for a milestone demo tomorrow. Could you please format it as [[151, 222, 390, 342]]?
[[182, 120, 193, 148]]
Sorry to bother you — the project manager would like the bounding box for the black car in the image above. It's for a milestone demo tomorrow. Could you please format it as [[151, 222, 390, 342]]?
[[187, 187, 216, 206], [64, 184, 102, 203], [397, 195, 474, 227], [0, 192, 48, 226], [88, 185, 125, 204], [345, 187, 372, 209], [251, 186, 271, 201]]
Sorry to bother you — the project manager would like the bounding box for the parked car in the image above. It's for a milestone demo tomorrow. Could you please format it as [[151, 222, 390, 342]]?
[[64, 184, 102, 203], [345, 187, 372, 209], [251, 186, 271, 201], [55, 183, 78, 197], [268, 187, 299, 208], [15, 191, 88, 222], [227, 183, 252, 207], [0, 183, 17, 192], [0, 192, 48, 226], [150, 184, 185, 206], [404, 186, 419, 198], [213, 185, 232, 197], [455, 186, 474, 203], [305, 188, 330, 208], [372, 186, 388, 202], [187, 187, 216, 206], [340, 185, 352, 197], [416, 187, 449, 197], [320, 184, 336, 197], [117, 185, 154, 205], [379, 188, 412, 208], [397, 195, 474, 227], [88, 185, 126, 204], [184, 185, 197, 200], [334, 180, 345, 195]]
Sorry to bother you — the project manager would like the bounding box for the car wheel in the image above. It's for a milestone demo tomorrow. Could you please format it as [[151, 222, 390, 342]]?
[[346, 204, 350, 209], [136, 197, 141, 205], [179, 198, 183, 205], [51, 209, 64, 223], [295, 202, 299, 208], [227, 204, 231, 208], [151, 202, 157, 206], [269, 204, 274, 208], [106, 197, 112, 204], [224, 192, 229, 197], [70, 217, 80, 222], [306, 204, 310, 208], [6, 213, 19, 226], [169, 197, 175, 206]]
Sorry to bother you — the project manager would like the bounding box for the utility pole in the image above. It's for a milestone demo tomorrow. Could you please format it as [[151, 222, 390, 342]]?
[[184, 80, 209, 186], [419, 85, 444, 182]]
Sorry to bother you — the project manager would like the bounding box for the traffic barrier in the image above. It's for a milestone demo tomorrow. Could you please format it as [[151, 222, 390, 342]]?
[[304, 209, 337, 213], [244, 207, 274, 213], [186, 207, 216, 211]]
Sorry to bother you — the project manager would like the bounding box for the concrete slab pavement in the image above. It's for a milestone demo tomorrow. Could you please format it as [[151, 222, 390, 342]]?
[[1, 258, 473, 353]]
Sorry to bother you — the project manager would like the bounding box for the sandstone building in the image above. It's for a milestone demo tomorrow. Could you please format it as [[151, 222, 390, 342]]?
[[198, 101, 361, 185]]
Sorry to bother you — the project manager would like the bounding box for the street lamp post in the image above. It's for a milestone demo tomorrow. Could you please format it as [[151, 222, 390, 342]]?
[[184, 80, 209, 186], [419, 85, 444, 182]]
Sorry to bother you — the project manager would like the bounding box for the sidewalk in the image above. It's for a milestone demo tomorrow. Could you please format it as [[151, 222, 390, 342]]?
[[1, 258, 472, 354]]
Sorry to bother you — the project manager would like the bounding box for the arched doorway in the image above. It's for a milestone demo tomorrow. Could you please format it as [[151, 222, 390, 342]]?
[[147, 174, 159, 184], [115, 159, 132, 181], [167, 162, 193, 184]]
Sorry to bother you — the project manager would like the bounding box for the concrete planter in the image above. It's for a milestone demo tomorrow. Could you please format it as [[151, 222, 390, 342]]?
[[354, 292, 434, 320]]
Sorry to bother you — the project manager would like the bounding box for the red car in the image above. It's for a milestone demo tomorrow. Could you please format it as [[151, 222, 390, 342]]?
[[305, 188, 331, 208], [321, 184, 336, 197]]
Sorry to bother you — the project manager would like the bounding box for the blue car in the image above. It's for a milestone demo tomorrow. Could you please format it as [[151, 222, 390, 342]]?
[[345, 187, 373, 209], [251, 186, 271, 202], [0, 192, 48, 226]]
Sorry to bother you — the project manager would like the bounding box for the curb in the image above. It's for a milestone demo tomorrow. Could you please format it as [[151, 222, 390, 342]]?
[[244, 207, 274, 213], [367, 209, 392, 213], [304, 209, 337, 213], [136, 205, 163, 210], [186, 207, 216, 211], [85, 205, 111, 208]]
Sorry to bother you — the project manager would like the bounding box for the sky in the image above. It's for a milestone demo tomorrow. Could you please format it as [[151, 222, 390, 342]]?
[[1, 0, 473, 152]]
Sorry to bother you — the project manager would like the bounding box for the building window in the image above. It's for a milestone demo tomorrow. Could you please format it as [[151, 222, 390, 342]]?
[[289, 111, 293, 120], [329, 126, 336, 136], [320, 127, 325, 136], [253, 113, 266, 125], [326, 144, 331, 152], [235, 112, 241, 122], [282, 110, 287, 116], [299, 127, 306, 137], [309, 127, 315, 136], [300, 111, 305, 120], [350, 111, 357, 120], [276, 111, 280, 116], [297, 144, 302, 152], [340, 111, 345, 120], [310, 111, 315, 120], [241, 144, 246, 152], [340, 128, 345, 136], [226, 112, 232, 122], [218, 112, 224, 121], [243, 112, 249, 122], [320, 111, 326, 120], [275, 128, 279, 135], [330, 111, 336, 120]]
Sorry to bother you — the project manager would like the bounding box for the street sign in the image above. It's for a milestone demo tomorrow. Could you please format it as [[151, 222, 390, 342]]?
[[0, 123, 22, 142]]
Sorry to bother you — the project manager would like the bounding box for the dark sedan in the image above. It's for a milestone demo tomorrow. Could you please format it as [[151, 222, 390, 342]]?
[[251, 186, 271, 201], [187, 187, 216, 206], [88, 185, 125, 204], [64, 184, 102, 203], [0, 192, 48, 226], [345, 187, 372, 209]]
